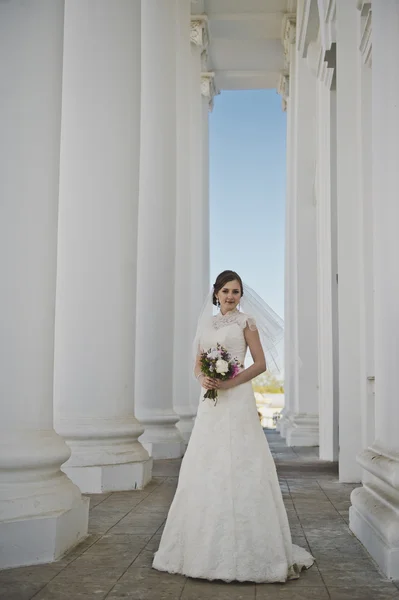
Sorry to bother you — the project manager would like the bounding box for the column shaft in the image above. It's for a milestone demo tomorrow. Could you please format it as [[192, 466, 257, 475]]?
[[357, 42, 375, 451], [188, 31, 211, 412], [279, 40, 297, 438], [54, 0, 151, 492], [285, 51, 319, 447], [0, 0, 88, 568], [316, 80, 339, 461], [174, 0, 197, 443], [350, 0, 399, 578], [135, 0, 184, 459], [335, 0, 363, 481]]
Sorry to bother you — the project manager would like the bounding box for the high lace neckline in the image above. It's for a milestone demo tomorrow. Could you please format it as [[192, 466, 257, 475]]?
[[213, 309, 241, 330]]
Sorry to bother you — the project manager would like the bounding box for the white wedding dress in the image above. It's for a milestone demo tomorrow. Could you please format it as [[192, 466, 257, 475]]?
[[153, 310, 314, 583]]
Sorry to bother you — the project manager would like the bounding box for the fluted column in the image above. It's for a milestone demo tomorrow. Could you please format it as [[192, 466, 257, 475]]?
[[279, 76, 294, 439], [188, 17, 213, 412], [199, 76, 211, 287], [315, 59, 339, 462], [135, 0, 184, 459], [0, 0, 88, 568], [54, 0, 152, 492], [284, 50, 319, 447], [357, 2, 375, 454], [350, 0, 399, 579], [173, 0, 196, 443], [278, 16, 296, 438], [334, 0, 363, 482]]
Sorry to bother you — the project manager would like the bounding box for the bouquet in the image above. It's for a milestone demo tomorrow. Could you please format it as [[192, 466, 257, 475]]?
[[199, 343, 243, 405]]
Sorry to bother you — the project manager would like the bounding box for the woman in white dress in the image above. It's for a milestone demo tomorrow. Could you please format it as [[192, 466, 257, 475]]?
[[152, 270, 314, 583]]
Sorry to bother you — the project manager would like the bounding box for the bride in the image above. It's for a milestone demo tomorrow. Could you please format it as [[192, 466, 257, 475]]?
[[152, 270, 314, 583]]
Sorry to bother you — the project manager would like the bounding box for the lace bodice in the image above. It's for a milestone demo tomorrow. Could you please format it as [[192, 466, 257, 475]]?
[[199, 310, 256, 365]]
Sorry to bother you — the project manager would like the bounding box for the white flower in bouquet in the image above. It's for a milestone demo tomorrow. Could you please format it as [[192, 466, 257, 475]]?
[[215, 359, 229, 375], [200, 344, 243, 405]]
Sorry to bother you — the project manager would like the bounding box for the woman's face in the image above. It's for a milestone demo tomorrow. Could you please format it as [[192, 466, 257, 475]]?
[[216, 279, 242, 314]]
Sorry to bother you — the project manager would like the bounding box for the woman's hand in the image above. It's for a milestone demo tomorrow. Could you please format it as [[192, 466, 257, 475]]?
[[218, 378, 234, 391], [199, 376, 235, 391], [201, 376, 219, 391]]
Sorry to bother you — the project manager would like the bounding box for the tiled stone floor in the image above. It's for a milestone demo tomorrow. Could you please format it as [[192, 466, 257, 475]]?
[[2, 431, 399, 600]]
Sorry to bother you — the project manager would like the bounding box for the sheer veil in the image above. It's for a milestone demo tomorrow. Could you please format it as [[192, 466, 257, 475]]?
[[193, 282, 284, 375]]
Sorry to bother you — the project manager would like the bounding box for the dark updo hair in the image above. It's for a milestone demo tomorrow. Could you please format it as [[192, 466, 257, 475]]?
[[213, 270, 244, 306]]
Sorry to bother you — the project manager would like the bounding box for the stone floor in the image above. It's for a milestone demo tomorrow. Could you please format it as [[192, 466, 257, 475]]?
[[1, 431, 399, 600]]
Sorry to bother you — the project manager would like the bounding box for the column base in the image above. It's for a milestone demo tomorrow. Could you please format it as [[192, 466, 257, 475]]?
[[55, 416, 153, 492], [141, 440, 184, 460], [349, 447, 399, 579], [277, 411, 292, 438], [285, 413, 319, 446], [0, 496, 89, 569], [139, 421, 184, 459], [63, 458, 153, 493], [176, 415, 195, 445]]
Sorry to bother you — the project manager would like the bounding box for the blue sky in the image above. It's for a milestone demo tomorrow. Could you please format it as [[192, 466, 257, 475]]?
[[209, 89, 286, 319]]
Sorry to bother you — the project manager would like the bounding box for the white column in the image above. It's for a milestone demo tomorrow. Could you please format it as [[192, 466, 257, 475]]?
[[188, 18, 212, 412], [350, 0, 399, 579], [285, 51, 319, 447], [173, 0, 197, 443], [279, 80, 294, 438], [201, 84, 211, 286], [54, 0, 151, 493], [190, 22, 211, 337], [196, 76, 211, 295], [278, 19, 297, 438], [335, 0, 363, 482], [135, 0, 184, 459], [0, 1, 88, 569], [316, 77, 339, 461], [357, 6, 375, 453]]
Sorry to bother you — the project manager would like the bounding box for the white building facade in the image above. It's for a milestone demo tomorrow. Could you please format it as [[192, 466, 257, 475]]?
[[1, 0, 399, 581]]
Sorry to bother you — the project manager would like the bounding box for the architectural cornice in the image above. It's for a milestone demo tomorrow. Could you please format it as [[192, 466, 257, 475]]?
[[317, 44, 335, 89], [307, 38, 335, 89], [190, 15, 209, 49], [298, 1, 335, 86], [325, 0, 336, 23], [297, 0, 319, 58], [319, 0, 336, 53], [357, 1, 371, 16]]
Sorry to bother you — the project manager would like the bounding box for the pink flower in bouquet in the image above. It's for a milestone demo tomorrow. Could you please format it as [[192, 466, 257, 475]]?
[[199, 343, 243, 405]]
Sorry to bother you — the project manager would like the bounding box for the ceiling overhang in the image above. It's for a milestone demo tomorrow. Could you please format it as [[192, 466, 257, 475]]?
[[191, 0, 296, 91]]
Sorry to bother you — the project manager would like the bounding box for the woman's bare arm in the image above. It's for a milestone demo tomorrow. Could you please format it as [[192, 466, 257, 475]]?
[[218, 326, 266, 390]]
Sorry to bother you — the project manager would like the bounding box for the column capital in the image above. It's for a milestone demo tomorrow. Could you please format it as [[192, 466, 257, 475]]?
[[297, 0, 319, 58], [359, 4, 372, 68], [357, 1, 371, 14], [307, 39, 335, 89], [201, 72, 219, 111], [191, 14, 209, 49]]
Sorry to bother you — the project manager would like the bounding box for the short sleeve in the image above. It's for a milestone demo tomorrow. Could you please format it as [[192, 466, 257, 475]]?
[[240, 313, 257, 331]]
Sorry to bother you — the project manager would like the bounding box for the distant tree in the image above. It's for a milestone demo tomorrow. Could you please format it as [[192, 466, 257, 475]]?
[[252, 372, 284, 394]]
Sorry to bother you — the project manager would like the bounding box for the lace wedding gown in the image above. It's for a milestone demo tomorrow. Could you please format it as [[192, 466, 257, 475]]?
[[153, 310, 314, 583]]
